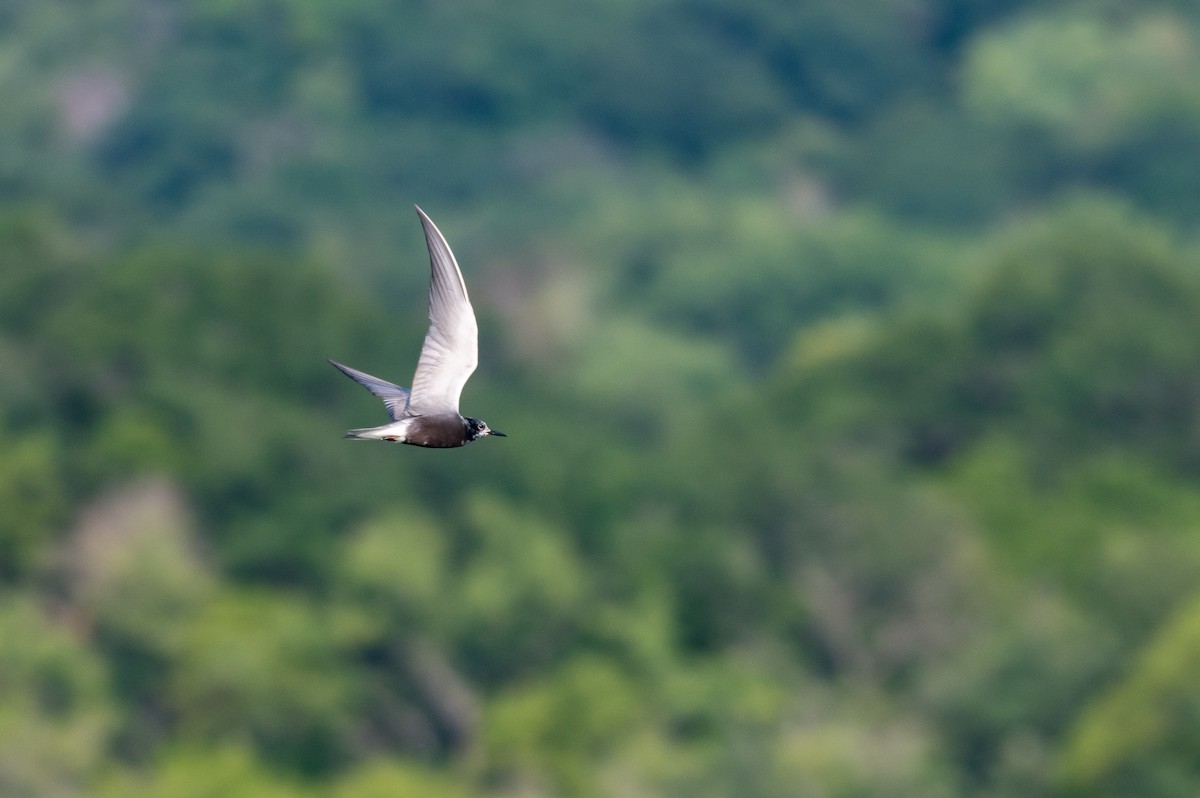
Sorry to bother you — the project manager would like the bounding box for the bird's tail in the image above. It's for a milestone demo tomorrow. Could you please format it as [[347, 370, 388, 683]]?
[[343, 427, 379, 440]]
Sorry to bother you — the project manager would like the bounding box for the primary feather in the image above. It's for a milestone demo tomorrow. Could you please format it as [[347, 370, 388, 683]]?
[[407, 206, 479, 416], [326, 359, 410, 421]]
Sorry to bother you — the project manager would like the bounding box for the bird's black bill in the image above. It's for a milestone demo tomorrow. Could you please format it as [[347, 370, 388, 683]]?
[[490, 430, 507, 437]]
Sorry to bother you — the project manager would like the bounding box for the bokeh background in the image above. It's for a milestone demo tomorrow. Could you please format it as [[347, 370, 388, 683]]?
[[5, 0, 1200, 795]]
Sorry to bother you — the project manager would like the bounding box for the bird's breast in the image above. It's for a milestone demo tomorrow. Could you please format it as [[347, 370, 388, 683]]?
[[404, 415, 470, 448]]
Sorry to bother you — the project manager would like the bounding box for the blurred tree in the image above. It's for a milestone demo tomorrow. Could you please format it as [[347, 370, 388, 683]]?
[[1060, 592, 1200, 796], [98, 746, 313, 798], [0, 598, 115, 797], [61, 479, 211, 656], [169, 591, 355, 774], [483, 656, 641, 796], [449, 491, 591, 685], [920, 585, 1112, 794], [949, 439, 1200, 630], [57, 479, 213, 760], [780, 200, 1200, 469], [337, 507, 450, 633], [331, 758, 471, 798], [642, 205, 962, 364], [0, 430, 63, 581], [963, 9, 1200, 221]]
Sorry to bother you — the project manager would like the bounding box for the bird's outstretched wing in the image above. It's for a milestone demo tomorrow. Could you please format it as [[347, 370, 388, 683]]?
[[407, 206, 479, 416], [328, 359, 411, 421]]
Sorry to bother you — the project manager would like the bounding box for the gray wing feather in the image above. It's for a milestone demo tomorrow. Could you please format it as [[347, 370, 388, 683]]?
[[407, 206, 479, 416], [328, 359, 411, 421]]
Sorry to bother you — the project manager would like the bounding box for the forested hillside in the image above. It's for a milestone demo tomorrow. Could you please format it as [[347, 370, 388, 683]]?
[[5, 0, 1200, 795]]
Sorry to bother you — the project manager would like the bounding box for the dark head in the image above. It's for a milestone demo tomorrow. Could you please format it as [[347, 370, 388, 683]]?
[[466, 417, 506, 442]]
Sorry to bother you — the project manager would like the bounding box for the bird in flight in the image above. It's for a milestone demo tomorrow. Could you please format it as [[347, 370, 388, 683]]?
[[329, 206, 506, 447]]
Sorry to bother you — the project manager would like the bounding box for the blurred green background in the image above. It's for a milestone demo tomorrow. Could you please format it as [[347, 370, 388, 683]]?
[[5, 0, 1200, 795]]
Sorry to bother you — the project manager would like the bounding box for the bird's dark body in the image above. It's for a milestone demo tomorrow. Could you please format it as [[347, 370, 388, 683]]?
[[402, 414, 472, 448], [341, 410, 500, 447]]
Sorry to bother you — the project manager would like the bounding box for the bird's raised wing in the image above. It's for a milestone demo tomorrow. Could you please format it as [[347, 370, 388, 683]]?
[[327, 359, 411, 421], [406, 206, 479, 416]]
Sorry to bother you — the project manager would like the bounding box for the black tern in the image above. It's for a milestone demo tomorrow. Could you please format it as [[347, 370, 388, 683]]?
[[328, 206, 506, 448]]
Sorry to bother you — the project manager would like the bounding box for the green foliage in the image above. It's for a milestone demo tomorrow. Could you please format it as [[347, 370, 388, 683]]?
[[949, 439, 1200, 629], [169, 591, 355, 774], [63, 480, 212, 653], [3, 0, 1200, 795], [964, 10, 1200, 150], [483, 656, 642, 795], [0, 429, 63, 579], [920, 586, 1112, 793], [97, 746, 314, 798], [1060, 592, 1200, 795], [962, 8, 1200, 219], [336, 507, 449, 629], [640, 204, 963, 364], [451, 492, 591, 683], [0, 598, 115, 797], [330, 758, 471, 798], [783, 200, 1200, 468]]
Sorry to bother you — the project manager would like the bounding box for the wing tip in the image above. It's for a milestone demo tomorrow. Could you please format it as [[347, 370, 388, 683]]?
[[414, 205, 443, 246], [413, 206, 470, 299]]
